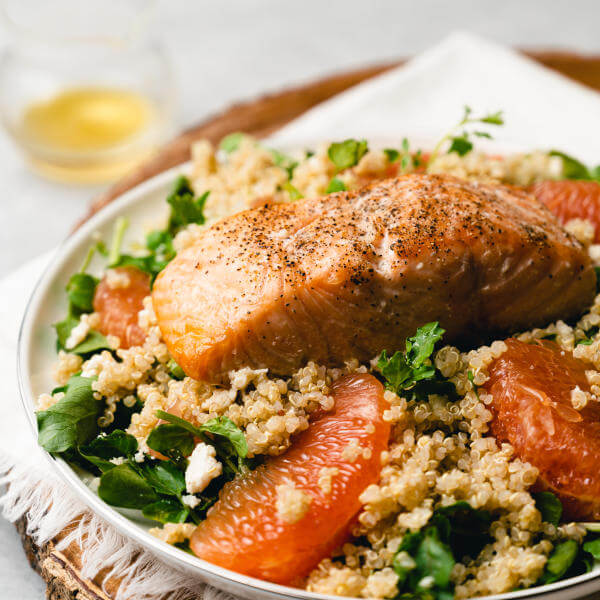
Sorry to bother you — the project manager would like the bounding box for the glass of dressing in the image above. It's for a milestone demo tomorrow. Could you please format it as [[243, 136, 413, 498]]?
[[0, 0, 174, 183]]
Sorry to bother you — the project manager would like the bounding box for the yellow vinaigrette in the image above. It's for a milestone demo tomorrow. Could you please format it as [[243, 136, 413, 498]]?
[[22, 87, 154, 152]]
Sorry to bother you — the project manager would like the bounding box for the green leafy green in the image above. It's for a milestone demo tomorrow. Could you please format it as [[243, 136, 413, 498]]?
[[98, 463, 158, 509], [54, 314, 111, 356], [376, 322, 453, 401], [533, 492, 563, 527], [539, 539, 579, 584], [432, 502, 492, 560], [583, 538, 600, 560], [140, 461, 186, 496], [167, 358, 186, 380], [549, 150, 600, 182], [415, 527, 455, 588], [66, 273, 98, 314], [111, 177, 205, 282], [447, 136, 473, 156], [219, 132, 245, 153], [37, 376, 102, 453], [429, 106, 504, 163], [166, 176, 209, 235], [156, 411, 248, 459], [142, 498, 189, 524], [79, 429, 138, 472], [327, 139, 368, 172], [384, 148, 400, 163], [146, 424, 195, 464], [282, 181, 303, 200], [325, 177, 347, 193], [270, 149, 298, 180], [392, 501, 492, 598]]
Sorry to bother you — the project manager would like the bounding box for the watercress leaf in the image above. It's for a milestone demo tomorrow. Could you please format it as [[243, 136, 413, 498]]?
[[415, 527, 455, 588], [200, 416, 248, 458], [220, 132, 244, 153], [532, 491, 563, 527], [80, 430, 138, 460], [155, 410, 202, 436], [549, 150, 592, 180], [539, 539, 579, 584], [376, 349, 412, 393], [167, 358, 186, 380], [480, 111, 504, 125], [384, 148, 400, 163], [66, 273, 98, 314], [37, 376, 102, 453], [325, 177, 347, 193], [448, 136, 473, 156], [143, 498, 189, 524], [54, 315, 110, 356], [327, 139, 369, 171], [146, 423, 195, 460], [146, 229, 175, 261], [583, 538, 600, 560], [140, 460, 186, 496], [473, 131, 492, 139], [69, 329, 111, 355], [270, 149, 298, 180], [406, 322, 445, 368], [54, 314, 79, 349], [167, 189, 209, 234], [98, 463, 158, 509], [433, 501, 492, 560], [282, 181, 303, 200], [155, 411, 248, 458]]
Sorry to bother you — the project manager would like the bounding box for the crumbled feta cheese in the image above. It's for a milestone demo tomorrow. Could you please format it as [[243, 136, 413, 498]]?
[[109, 456, 127, 466], [185, 442, 222, 494], [133, 450, 145, 463], [181, 494, 201, 508], [65, 319, 90, 349]]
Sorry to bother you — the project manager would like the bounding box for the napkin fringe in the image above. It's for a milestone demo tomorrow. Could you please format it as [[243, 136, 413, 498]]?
[[0, 454, 236, 600]]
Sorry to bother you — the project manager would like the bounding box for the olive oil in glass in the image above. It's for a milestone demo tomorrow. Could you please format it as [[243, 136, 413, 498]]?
[[0, 0, 174, 183]]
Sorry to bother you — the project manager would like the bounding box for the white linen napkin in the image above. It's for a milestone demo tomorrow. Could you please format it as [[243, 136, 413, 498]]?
[[2, 31, 600, 600]]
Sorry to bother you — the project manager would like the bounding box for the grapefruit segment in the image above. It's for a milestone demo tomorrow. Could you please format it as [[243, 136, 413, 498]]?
[[93, 266, 150, 349], [484, 338, 600, 521], [531, 180, 600, 242], [189, 373, 391, 585]]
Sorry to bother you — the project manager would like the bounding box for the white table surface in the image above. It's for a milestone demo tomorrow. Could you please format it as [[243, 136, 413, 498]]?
[[1, 0, 600, 597]]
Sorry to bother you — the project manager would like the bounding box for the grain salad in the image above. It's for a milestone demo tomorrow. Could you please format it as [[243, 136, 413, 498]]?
[[35, 110, 600, 600]]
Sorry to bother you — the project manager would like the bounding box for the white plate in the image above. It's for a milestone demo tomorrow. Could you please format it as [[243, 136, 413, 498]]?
[[17, 160, 600, 600]]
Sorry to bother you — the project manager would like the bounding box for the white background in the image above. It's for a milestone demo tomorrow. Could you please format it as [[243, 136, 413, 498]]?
[[1, 0, 600, 597]]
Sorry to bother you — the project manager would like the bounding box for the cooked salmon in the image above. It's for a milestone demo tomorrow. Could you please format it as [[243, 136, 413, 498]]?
[[152, 174, 595, 381]]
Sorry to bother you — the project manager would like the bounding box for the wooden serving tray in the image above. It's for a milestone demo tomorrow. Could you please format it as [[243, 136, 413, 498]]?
[[18, 51, 600, 600]]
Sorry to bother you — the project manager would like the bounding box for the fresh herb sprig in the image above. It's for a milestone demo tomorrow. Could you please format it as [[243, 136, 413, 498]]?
[[384, 137, 423, 174], [429, 106, 504, 164], [110, 176, 207, 283], [376, 322, 455, 401], [323, 138, 369, 194]]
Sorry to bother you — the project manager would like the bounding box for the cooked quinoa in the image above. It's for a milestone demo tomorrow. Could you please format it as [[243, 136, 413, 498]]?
[[39, 137, 600, 599]]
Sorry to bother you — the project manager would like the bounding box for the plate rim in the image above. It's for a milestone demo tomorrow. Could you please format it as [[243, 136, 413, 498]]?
[[16, 158, 600, 600]]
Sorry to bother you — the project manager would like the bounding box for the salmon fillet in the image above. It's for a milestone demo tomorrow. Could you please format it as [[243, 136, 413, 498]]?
[[153, 174, 595, 381]]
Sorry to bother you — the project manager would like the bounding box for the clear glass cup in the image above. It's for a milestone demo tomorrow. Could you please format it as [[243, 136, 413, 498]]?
[[0, 0, 175, 183]]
